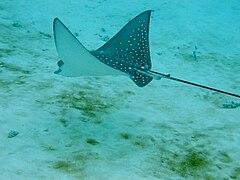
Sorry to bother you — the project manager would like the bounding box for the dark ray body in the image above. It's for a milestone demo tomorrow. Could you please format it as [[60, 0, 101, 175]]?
[[91, 10, 153, 87]]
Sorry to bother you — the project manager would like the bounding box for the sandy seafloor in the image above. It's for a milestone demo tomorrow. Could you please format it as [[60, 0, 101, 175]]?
[[0, 0, 240, 179]]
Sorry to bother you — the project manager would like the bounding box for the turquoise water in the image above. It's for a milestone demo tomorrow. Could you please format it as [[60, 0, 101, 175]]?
[[0, 1, 239, 179]]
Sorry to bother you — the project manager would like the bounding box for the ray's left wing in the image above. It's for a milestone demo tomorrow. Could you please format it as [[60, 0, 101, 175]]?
[[53, 18, 123, 77]]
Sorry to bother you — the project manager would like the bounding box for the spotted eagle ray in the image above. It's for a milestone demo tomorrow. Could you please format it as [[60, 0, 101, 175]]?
[[53, 10, 239, 98]]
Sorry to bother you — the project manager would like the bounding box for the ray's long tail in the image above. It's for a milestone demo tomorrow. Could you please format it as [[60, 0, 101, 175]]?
[[138, 69, 240, 98]]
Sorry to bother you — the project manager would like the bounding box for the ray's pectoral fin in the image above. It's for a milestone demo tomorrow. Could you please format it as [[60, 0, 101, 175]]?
[[53, 18, 123, 77], [92, 10, 153, 87]]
